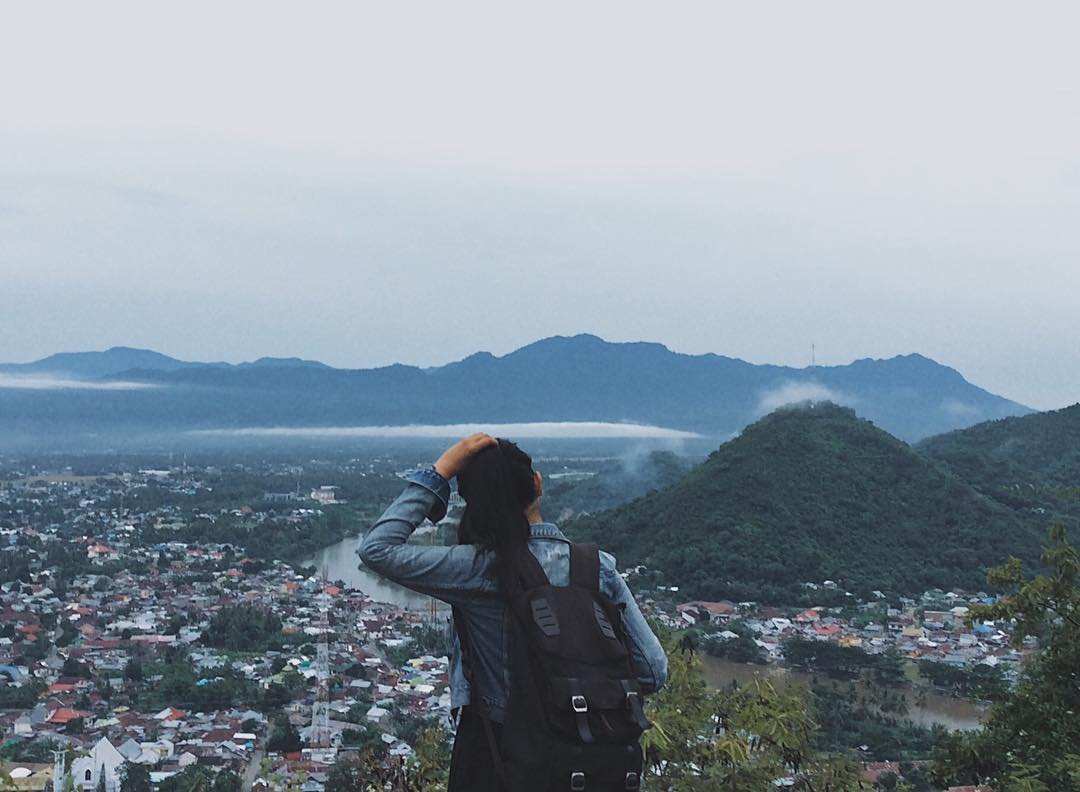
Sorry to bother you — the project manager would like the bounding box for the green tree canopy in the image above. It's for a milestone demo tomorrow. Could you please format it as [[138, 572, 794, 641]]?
[[643, 631, 864, 790], [931, 524, 1080, 790], [119, 763, 151, 792], [200, 604, 282, 651], [267, 714, 302, 754]]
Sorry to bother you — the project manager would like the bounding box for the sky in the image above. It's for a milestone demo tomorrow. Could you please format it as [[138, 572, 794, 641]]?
[[2, 1, 1079, 410]]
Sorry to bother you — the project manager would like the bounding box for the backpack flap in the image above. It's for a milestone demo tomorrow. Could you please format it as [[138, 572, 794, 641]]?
[[549, 676, 651, 744]]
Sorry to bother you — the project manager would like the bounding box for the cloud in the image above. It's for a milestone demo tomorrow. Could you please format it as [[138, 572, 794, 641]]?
[[0, 374, 157, 391], [190, 422, 700, 440], [756, 381, 855, 414], [941, 399, 979, 418]]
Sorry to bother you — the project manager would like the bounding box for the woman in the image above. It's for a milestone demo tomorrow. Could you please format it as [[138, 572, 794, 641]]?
[[360, 433, 668, 790]]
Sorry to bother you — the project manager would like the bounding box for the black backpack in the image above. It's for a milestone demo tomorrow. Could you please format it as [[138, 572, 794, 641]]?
[[455, 541, 651, 791]]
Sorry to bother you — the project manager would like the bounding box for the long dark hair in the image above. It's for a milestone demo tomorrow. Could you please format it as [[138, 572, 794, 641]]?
[[456, 438, 537, 595]]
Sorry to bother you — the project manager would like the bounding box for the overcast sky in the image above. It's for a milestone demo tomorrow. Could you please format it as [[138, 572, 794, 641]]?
[[2, 1, 1078, 410]]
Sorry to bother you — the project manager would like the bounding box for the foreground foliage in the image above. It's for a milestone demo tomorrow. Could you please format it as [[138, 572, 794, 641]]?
[[643, 635, 865, 790], [930, 525, 1080, 790], [325, 726, 448, 792]]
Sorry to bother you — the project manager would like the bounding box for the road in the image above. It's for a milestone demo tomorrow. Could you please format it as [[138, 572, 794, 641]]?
[[241, 748, 265, 792]]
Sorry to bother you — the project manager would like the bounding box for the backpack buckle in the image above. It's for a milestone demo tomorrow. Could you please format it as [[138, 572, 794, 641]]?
[[625, 691, 640, 710], [570, 771, 586, 790], [571, 695, 588, 713], [625, 771, 640, 790]]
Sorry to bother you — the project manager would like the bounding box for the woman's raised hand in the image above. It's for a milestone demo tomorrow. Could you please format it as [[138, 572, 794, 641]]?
[[434, 432, 498, 479]]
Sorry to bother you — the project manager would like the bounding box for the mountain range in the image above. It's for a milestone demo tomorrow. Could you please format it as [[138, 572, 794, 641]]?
[[0, 347, 330, 378], [0, 335, 1032, 448]]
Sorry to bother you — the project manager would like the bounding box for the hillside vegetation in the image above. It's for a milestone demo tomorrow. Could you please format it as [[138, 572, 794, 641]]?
[[919, 403, 1080, 526], [566, 403, 1043, 603]]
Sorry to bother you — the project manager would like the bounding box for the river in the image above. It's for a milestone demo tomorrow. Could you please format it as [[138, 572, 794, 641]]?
[[307, 536, 985, 731], [304, 533, 446, 610]]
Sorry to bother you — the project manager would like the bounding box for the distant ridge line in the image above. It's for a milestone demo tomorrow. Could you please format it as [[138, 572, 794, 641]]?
[[0, 334, 1032, 446]]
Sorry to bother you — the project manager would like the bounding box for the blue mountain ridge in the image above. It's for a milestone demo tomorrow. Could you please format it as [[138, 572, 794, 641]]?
[[0, 334, 1031, 444]]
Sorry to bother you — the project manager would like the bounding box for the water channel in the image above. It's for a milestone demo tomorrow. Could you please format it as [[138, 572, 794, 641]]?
[[307, 535, 985, 731], [305, 533, 444, 611]]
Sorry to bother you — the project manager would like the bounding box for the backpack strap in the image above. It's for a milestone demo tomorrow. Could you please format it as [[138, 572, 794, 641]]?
[[569, 543, 601, 592], [515, 543, 552, 591], [567, 678, 595, 744], [621, 679, 651, 731]]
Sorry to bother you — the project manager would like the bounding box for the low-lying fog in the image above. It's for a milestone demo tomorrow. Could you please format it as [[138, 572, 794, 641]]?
[[190, 421, 700, 440]]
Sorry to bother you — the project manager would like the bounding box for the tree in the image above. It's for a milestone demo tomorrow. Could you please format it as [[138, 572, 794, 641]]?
[[781, 637, 874, 679], [704, 627, 768, 665], [340, 722, 386, 757], [326, 755, 366, 792], [407, 726, 450, 791], [158, 766, 213, 792], [259, 682, 292, 711], [267, 714, 302, 754], [931, 524, 1080, 790], [124, 659, 143, 682], [165, 614, 186, 635], [0, 738, 61, 764], [871, 646, 907, 688], [409, 624, 451, 657], [57, 621, 78, 647], [210, 770, 240, 792], [62, 656, 90, 678], [325, 752, 407, 792], [917, 659, 1007, 701], [201, 604, 282, 651], [0, 678, 45, 708], [642, 631, 716, 785], [643, 631, 863, 790], [95, 766, 106, 792], [120, 763, 152, 792]]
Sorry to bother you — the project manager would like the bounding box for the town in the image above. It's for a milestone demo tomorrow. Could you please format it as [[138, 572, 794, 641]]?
[[2, 460, 1026, 792]]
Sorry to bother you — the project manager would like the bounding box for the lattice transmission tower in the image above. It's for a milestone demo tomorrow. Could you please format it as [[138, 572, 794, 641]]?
[[308, 566, 332, 748]]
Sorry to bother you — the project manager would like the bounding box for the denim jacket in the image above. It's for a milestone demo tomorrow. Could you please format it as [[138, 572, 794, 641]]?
[[358, 467, 668, 723]]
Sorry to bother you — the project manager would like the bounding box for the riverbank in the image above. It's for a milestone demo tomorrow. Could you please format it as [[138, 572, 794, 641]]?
[[699, 655, 985, 731]]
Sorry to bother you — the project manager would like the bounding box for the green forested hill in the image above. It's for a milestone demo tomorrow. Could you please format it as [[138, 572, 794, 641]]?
[[918, 403, 1080, 520], [566, 403, 1044, 603]]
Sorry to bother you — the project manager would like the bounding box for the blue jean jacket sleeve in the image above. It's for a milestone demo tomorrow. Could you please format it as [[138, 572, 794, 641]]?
[[406, 466, 452, 523], [358, 471, 497, 602], [602, 552, 669, 694]]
